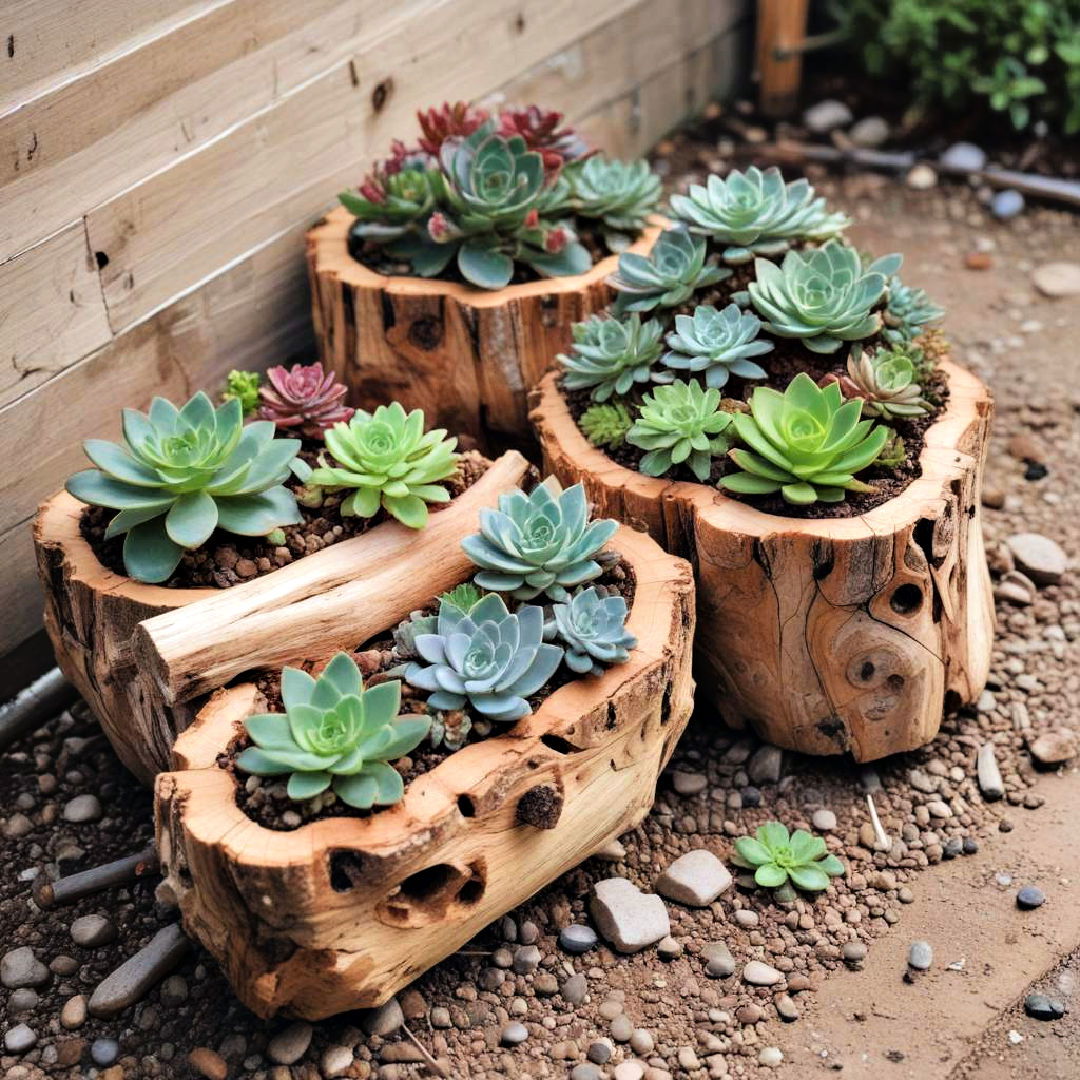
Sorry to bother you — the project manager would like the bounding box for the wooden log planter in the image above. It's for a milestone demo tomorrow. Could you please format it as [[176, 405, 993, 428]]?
[[33, 453, 530, 783], [153, 525, 695, 1018], [306, 207, 662, 443], [531, 360, 995, 761]]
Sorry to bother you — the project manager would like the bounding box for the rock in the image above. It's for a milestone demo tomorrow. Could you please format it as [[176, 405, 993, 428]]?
[[758, 1046, 784, 1067], [842, 941, 867, 968], [518, 920, 539, 945], [500, 1021, 528, 1046], [733, 909, 759, 928], [737, 1002, 763, 1024], [1017, 886, 1046, 910], [926, 800, 952, 819], [991, 189, 1024, 219], [188, 1047, 229, 1080], [630, 1029, 654, 1055], [60, 995, 87, 1030], [561, 973, 587, 1004], [1, 947, 49, 989], [747, 744, 783, 784], [655, 849, 732, 907], [775, 994, 799, 1021], [940, 141, 987, 173], [587, 1038, 613, 1064], [1006, 533, 1067, 585], [703, 941, 735, 978], [908, 941, 933, 970], [572, 1066, 603, 1080], [3, 813, 32, 838], [362, 996, 404, 1037], [4, 1023, 37, 1053], [849, 115, 889, 148], [965, 251, 993, 271], [1025, 994, 1066, 1020], [512, 945, 540, 974], [1033, 261, 1080, 298], [88, 923, 191, 1018], [906, 165, 937, 190], [672, 770, 707, 795], [613, 1061, 644, 1080], [594, 838, 626, 861], [90, 1037, 120, 1066], [803, 99, 853, 134], [977, 743, 1005, 801], [559, 924, 597, 954], [812, 808, 837, 831], [7, 988, 37, 1014], [742, 960, 781, 986], [71, 914, 117, 948], [590, 877, 670, 953], [62, 794, 102, 823], [1030, 729, 1078, 765], [320, 1045, 353, 1078], [267, 1021, 312, 1065], [657, 935, 682, 960]]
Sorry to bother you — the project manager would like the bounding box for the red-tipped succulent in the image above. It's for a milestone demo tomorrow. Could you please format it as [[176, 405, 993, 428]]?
[[417, 101, 489, 157], [498, 106, 589, 176], [258, 362, 354, 440]]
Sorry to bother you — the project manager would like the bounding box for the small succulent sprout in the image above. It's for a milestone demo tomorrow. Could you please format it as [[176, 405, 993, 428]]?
[[428, 710, 472, 751], [404, 593, 564, 723], [661, 303, 775, 389], [258, 362, 354, 440], [439, 580, 485, 614], [235, 652, 430, 809], [732, 822, 845, 893], [545, 586, 636, 676], [462, 479, 618, 601], [721, 373, 889, 505], [392, 610, 438, 660], [310, 402, 459, 528], [558, 314, 669, 401], [875, 428, 907, 469], [883, 274, 946, 344], [845, 346, 932, 419], [668, 166, 850, 264], [566, 156, 662, 244], [626, 380, 734, 482], [748, 242, 898, 354], [66, 393, 306, 583], [222, 370, 261, 416], [609, 228, 731, 314], [579, 402, 634, 449]]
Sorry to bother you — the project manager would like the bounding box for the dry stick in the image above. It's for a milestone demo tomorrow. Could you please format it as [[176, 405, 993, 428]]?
[[866, 794, 891, 851], [33, 843, 158, 909], [401, 1024, 448, 1078], [0, 668, 78, 754]]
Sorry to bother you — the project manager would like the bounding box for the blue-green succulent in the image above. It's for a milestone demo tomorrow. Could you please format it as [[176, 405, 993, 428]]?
[[558, 314, 669, 402], [661, 303, 774, 389], [545, 586, 636, 676], [882, 274, 945, 344], [609, 228, 731, 314]]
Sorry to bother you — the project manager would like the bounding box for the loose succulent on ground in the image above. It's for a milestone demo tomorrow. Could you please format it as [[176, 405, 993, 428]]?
[[404, 593, 563, 722], [843, 346, 932, 419], [439, 581, 485, 614], [309, 402, 458, 528], [668, 166, 850, 264], [626, 380, 734, 482], [236, 652, 429, 808], [875, 428, 907, 468], [545, 585, 636, 676], [609, 229, 731, 314], [661, 303, 774, 389], [564, 156, 662, 247], [748, 243, 900, 353], [462, 479, 618, 601], [732, 822, 845, 895], [579, 402, 634, 449], [721, 373, 889, 505], [882, 274, 946, 344], [559, 314, 668, 401], [258, 362, 354, 440], [67, 393, 307, 583], [222, 370, 261, 416]]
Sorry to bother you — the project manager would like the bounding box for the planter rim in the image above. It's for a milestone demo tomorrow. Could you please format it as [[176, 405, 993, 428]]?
[[532, 358, 992, 539], [307, 206, 665, 307]]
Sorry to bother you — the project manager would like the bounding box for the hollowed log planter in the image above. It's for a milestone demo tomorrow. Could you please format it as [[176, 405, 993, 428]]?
[[153, 525, 695, 1018], [532, 360, 995, 761], [307, 207, 662, 443], [33, 453, 529, 783]]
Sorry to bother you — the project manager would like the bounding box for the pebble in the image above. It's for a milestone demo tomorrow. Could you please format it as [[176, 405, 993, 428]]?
[[803, 99, 853, 133], [60, 995, 87, 1030], [1025, 994, 1066, 1020], [908, 941, 933, 970], [512, 945, 540, 974], [703, 941, 735, 978], [906, 165, 937, 190], [561, 974, 587, 1004], [671, 770, 708, 795], [991, 189, 1025, 219], [267, 1021, 312, 1065], [775, 994, 799, 1021], [747, 744, 783, 784], [611, 1014, 634, 1042], [590, 877, 670, 953], [1033, 261, 1080, 298], [940, 141, 987, 173], [7, 989, 37, 1014], [500, 1021, 528, 1046], [656, 935, 682, 960], [758, 1046, 784, 1067], [976, 743, 1005, 800], [613, 1063, 645, 1080], [1030, 729, 1078, 765], [188, 1047, 229, 1080], [742, 960, 781, 986], [842, 941, 867, 968], [71, 914, 118, 948], [558, 924, 597, 954], [630, 1029, 654, 1054], [1, 948, 49, 990], [362, 996, 404, 1037], [90, 1037, 120, 1067], [812, 808, 837, 831], [88, 923, 191, 1018], [4, 1024, 37, 1054], [1006, 533, 1067, 585], [587, 1038, 613, 1064], [655, 849, 732, 907], [572, 1066, 602, 1080], [62, 793, 102, 823], [1017, 886, 1046, 910], [849, 115, 889, 148]]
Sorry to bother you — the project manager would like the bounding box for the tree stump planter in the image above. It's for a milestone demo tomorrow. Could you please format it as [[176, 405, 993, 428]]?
[[33, 453, 530, 783], [153, 525, 695, 1018], [306, 207, 662, 443], [531, 360, 995, 761]]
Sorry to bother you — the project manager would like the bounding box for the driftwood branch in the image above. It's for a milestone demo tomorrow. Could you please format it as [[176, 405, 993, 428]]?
[[33, 844, 158, 909]]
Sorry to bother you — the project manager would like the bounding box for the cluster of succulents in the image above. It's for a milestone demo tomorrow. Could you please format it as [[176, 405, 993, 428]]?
[[341, 100, 660, 289]]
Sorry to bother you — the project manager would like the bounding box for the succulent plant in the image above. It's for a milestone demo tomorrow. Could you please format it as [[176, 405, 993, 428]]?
[[609, 228, 731, 314], [462, 479, 618, 601], [342, 167, 440, 241], [579, 402, 634, 449], [668, 166, 850, 264], [498, 105, 589, 175], [874, 428, 907, 469], [417, 101, 489, 157], [222, 370, 261, 416], [257, 362, 354, 440], [748, 243, 900, 353], [404, 593, 563, 722], [235, 652, 429, 808], [439, 580, 485, 614], [566, 156, 662, 244], [310, 402, 459, 528], [732, 822, 845, 894], [843, 346, 932, 419], [661, 303, 774, 389], [882, 274, 946, 344], [721, 373, 888, 505], [545, 586, 636, 676], [626, 380, 734, 482], [558, 314, 668, 402], [66, 393, 307, 583]]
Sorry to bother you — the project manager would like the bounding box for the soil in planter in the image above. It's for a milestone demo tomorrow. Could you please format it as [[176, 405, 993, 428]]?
[[79, 447, 489, 588], [224, 555, 636, 831]]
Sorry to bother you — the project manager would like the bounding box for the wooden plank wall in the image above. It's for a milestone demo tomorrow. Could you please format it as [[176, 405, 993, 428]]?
[[0, 0, 750, 669]]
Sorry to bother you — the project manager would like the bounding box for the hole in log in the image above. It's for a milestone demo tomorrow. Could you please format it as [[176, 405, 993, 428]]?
[[944, 689, 962, 715], [457, 876, 484, 904], [457, 793, 476, 818], [811, 541, 834, 580], [378, 860, 486, 926], [660, 685, 673, 726], [94, 250, 109, 269], [913, 517, 939, 568], [890, 584, 923, 615], [328, 850, 369, 893], [517, 784, 563, 829], [605, 701, 617, 730], [399, 863, 455, 901], [886, 674, 905, 691], [540, 733, 575, 754], [379, 290, 395, 329], [859, 660, 875, 682], [371, 77, 393, 113], [407, 314, 443, 350]]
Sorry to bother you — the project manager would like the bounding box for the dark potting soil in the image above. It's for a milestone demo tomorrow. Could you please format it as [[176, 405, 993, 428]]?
[[79, 447, 490, 588]]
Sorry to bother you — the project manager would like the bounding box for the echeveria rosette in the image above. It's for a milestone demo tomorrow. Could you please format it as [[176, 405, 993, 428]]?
[[565, 156, 662, 243], [882, 274, 946, 345], [66, 392, 306, 584], [310, 402, 459, 528], [258, 362, 354, 440], [609, 228, 731, 314], [235, 652, 429, 808], [661, 303, 774, 389], [558, 313, 669, 402], [731, 822, 845, 895], [404, 593, 563, 723], [545, 586, 636, 676], [721, 373, 888, 505], [748, 243, 899, 354], [342, 167, 440, 241], [626, 380, 734, 482], [844, 346, 931, 420], [462, 480, 618, 602]]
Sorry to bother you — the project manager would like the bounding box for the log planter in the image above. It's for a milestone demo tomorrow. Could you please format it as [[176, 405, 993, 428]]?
[[306, 206, 662, 444], [33, 452, 530, 783], [153, 524, 695, 1018], [531, 360, 995, 761]]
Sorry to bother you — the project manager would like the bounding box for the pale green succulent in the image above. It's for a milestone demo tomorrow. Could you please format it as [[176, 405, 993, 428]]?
[[439, 580, 485, 614], [310, 402, 459, 528], [222, 370, 261, 416], [558, 314, 668, 401], [748, 243, 899, 353], [461, 479, 618, 601], [235, 652, 430, 808], [565, 156, 662, 244], [874, 428, 907, 469], [545, 586, 636, 676], [732, 822, 845, 895], [609, 228, 731, 314], [66, 393, 307, 583], [882, 274, 945, 344], [404, 593, 563, 722], [721, 373, 888, 505], [668, 166, 850, 264], [845, 346, 931, 419], [661, 303, 774, 389], [579, 402, 634, 449], [626, 380, 734, 482]]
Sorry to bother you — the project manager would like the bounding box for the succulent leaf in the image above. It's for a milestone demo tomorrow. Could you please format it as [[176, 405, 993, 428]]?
[[662, 303, 774, 389], [558, 313, 669, 401], [544, 585, 636, 676], [609, 228, 731, 314]]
